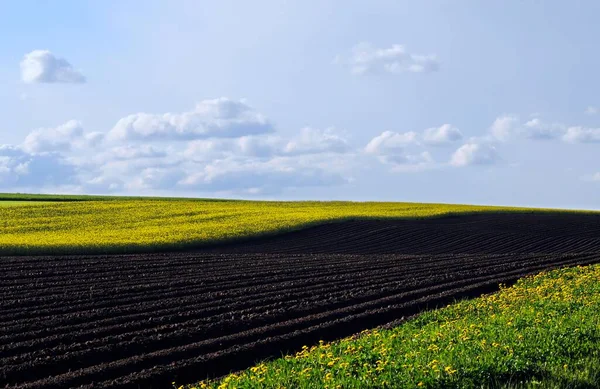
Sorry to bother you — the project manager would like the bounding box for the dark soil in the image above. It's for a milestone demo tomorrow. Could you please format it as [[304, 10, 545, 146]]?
[[1, 213, 599, 388]]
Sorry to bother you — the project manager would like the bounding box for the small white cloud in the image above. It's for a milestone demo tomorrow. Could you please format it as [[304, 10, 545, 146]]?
[[523, 118, 565, 140], [338, 43, 439, 75], [365, 131, 434, 171], [489, 115, 519, 142], [524, 118, 541, 127], [592, 172, 600, 181], [83, 176, 124, 193], [107, 98, 273, 141], [562, 126, 600, 143], [22, 120, 85, 153], [128, 167, 186, 191], [585, 106, 598, 115], [20, 50, 86, 84], [365, 131, 418, 154], [284, 127, 349, 155], [423, 124, 462, 145], [450, 143, 499, 167]]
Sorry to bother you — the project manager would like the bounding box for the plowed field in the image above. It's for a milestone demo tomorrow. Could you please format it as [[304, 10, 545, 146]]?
[[1, 213, 600, 388]]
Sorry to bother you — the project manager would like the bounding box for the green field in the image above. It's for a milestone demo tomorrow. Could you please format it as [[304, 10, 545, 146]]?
[[0, 201, 54, 207], [0, 193, 588, 255], [192, 264, 600, 389]]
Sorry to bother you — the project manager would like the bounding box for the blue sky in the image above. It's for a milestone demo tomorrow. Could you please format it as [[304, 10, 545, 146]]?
[[1, 1, 599, 208]]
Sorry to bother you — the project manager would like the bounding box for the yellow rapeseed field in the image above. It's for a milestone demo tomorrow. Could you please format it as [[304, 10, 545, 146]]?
[[0, 198, 582, 254]]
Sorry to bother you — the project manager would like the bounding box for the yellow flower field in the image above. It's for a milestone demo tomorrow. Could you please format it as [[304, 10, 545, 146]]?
[[0, 198, 576, 254]]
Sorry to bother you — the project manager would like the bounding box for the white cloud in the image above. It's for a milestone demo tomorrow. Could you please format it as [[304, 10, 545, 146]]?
[[109, 145, 167, 160], [450, 143, 499, 167], [128, 167, 187, 191], [20, 50, 86, 84], [562, 126, 600, 143], [365, 131, 435, 171], [585, 106, 598, 115], [107, 98, 273, 141], [82, 176, 125, 193], [237, 136, 283, 158], [591, 173, 600, 182], [386, 152, 435, 172], [22, 120, 88, 153], [183, 127, 350, 161], [489, 115, 519, 142], [423, 124, 462, 145], [337, 43, 439, 75], [178, 157, 347, 195], [523, 118, 565, 140], [183, 139, 235, 161], [0, 145, 78, 188], [284, 127, 349, 155], [365, 131, 418, 155], [0, 96, 358, 195]]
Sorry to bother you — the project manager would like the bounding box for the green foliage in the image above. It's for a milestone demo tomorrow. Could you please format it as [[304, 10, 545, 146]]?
[[0, 201, 54, 207], [0, 192, 233, 202], [191, 264, 600, 389], [0, 197, 584, 255]]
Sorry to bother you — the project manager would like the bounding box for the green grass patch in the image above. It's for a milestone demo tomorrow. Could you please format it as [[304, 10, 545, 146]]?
[[0, 201, 55, 207], [0, 192, 232, 202], [0, 194, 597, 255], [190, 264, 600, 389]]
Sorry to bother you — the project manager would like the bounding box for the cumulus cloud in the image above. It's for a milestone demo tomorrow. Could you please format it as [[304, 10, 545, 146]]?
[[82, 176, 125, 193], [184, 127, 350, 161], [423, 124, 462, 145], [489, 115, 519, 142], [178, 158, 347, 195], [523, 118, 565, 140], [284, 127, 349, 155], [450, 143, 499, 167], [128, 167, 187, 191], [337, 43, 439, 75], [0, 145, 78, 188], [109, 145, 167, 160], [562, 127, 600, 143], [592, 172, 600, 181], [385, 152, 435, 172], [585, 106, 598, 115], [107, 98, 273, 142], [0, 96, 358, 195], [364, 131, 434, 171], [20, 50, 86, 84], [365, 131, 418, 155], [237, 136, 283, 158], [22, 120, 86, 153]]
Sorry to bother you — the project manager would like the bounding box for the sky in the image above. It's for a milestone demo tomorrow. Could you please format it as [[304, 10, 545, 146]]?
[[1, 1, 599, 209]]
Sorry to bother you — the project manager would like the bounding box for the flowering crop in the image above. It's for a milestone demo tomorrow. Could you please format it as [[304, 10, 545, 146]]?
[[0, 198, 564, 255]]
